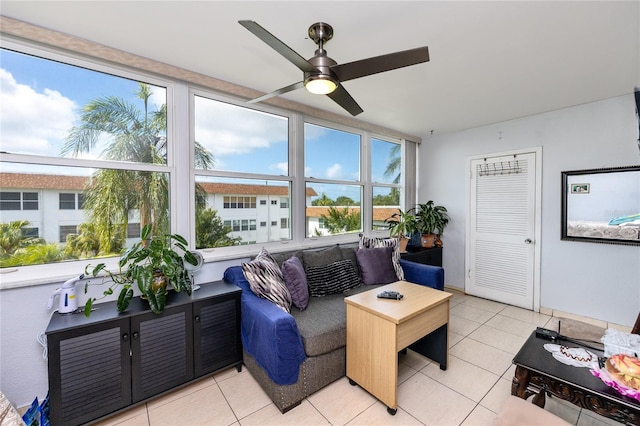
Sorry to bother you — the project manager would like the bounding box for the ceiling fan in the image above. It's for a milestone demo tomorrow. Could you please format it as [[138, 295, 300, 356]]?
[[239, 20, 430, 116]]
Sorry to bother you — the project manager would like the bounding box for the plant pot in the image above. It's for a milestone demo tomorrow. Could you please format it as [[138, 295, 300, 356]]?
[[399, 237, 409, 253], [421, 233, 437, 248], [152, 271, 168, 294], [408, 231, 422, 248]]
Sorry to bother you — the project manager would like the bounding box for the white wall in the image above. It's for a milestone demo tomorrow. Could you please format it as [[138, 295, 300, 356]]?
[[419, 94, 640, 327], [0, 257, 243, 407]]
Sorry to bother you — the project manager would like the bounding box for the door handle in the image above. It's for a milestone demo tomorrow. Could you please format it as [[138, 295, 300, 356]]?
[[524, 238, 532, 244]]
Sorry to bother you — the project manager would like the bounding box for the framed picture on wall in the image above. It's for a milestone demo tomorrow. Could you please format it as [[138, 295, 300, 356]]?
[[561, 165, 640, 246], [570, 183, 590, 194]]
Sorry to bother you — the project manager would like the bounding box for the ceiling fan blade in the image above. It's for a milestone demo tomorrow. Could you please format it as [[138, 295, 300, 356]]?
[[331, 46, 429, 82], [326, 85, 364, 116], [247, 81, 305, 104], [239, 20, 317, 73]]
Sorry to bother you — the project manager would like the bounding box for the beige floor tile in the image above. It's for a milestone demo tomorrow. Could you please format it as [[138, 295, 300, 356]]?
[[93, 405, 149, 426], [544, 396, 581, 424], [217, 369, 271, 420], [449, 315, 483, 337], [485, 314, 538, 338], [448, 291, 471, 307], [398, 361, 419, 385], [468, 324, 528, 355], [399, 348, 432, 371], [146, 376, 216, 411], [147, 382, 237, 426], [578, 409, 625, 426], [461, 404, 497, 425], [397, 373, 476, 425], [239, 400, 328, 425], [307, 377, 377, 425], [462, 297, 508, 314], [213, 364, 244, 382], [421, 356, 500, 403], [502, 364, 516, 381], [450, 337, 514, 376], [500, 305, 551, 326], [451, 304, 497, 324], [479, 377, 512, 413], [346, 402, 423, 425], [449, 331, 465, 348]]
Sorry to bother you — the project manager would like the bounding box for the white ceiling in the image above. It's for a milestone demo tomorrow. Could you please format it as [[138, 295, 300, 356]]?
[[1, 1, 638, 138]]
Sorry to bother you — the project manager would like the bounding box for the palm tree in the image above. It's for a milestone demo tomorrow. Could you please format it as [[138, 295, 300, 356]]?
[[382, 143, 401, 206], [62, 83, 214, 254]]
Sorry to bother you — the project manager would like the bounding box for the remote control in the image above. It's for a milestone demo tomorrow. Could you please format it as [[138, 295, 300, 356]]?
[[377, 290, 403, 300]]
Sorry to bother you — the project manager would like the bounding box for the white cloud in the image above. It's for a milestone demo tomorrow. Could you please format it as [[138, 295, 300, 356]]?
[[326, 163, 343, 179], [0, 68, 77, 156], [270, 162, 288, 175], [194, 96, 287, 157]]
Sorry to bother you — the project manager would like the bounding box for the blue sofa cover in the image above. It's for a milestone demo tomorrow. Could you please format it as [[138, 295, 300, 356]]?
[[223, 258, 444, 386]]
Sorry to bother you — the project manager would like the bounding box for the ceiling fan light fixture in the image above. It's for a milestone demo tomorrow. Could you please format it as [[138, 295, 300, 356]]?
[[304, 75, 338, 95]]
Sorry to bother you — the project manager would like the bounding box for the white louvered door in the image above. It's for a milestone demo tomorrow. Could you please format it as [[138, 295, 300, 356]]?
[[466, 151, 538, 309]]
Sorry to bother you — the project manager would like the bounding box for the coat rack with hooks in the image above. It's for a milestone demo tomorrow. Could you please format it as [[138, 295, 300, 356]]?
[[478, 155, 522, 177]]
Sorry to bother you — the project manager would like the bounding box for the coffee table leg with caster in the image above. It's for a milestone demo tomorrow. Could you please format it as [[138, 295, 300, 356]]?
[[387, 407, 397, 415]]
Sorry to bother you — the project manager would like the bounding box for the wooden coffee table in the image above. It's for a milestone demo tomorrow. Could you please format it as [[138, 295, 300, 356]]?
[[512, 331, 640, 425], [345, 281, 452, 414]]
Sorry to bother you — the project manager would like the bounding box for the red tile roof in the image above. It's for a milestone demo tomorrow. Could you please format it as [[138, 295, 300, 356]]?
[[306, 206, 400, 221], [0, 173, 318, 196]]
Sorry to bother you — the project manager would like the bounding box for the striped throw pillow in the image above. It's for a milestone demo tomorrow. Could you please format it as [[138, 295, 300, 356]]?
[[306, 259, 361, 296], [242, 248, 292, 312], [359, 236, 405, 281]]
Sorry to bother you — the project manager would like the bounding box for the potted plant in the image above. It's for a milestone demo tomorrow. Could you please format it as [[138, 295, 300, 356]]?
[[384, 209, 417, 253], [413, 200, 450, 248], [83, 224, 198, 316]]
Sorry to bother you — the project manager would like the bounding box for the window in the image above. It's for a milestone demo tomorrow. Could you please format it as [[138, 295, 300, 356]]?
[[0, 192, 39, 211], [59, 193, 76, 210], [0, 45, 171, 269], [223, 196, 256, 209], [1, 37, 409, 281], [59, 225, 77, 243], [126, 223, 140, 239], [371, 138, 403, 231], [305, 123, 362, 237], [193, 94, 291, 247], [22, 227, 39, 238]]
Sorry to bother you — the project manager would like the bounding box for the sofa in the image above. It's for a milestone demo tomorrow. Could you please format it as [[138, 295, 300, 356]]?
[[223, 241, 445, 413]]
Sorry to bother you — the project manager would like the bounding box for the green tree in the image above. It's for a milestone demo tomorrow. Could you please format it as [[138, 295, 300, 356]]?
[[383, 143, 401, 184], [64, 222, 124, 259], [335, 196, 356, 206], [195, 208, 240, 248], [312, 193, 334, 206], [61, 83, 214, 254], [321, 207, 361, 234], [0, 220, 40, 256], [5, 243, 66, 267]]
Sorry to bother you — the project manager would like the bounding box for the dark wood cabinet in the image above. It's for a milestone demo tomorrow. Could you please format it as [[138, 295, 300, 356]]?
[[401, 246, 443, 267], [46, 281, 241, 426]]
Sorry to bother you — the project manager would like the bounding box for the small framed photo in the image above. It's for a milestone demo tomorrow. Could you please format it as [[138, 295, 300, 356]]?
[[571, 183, 590, 194]]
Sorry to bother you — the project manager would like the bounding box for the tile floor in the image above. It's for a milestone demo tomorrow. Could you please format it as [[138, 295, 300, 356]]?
[[95, 291, 623, 426]]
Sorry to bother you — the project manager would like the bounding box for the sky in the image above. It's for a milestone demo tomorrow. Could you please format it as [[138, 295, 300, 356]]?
[[0, 48, 399, 199]]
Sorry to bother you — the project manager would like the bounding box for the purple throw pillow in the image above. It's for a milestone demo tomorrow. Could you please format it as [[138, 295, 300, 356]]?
[[281, 256, 309, 311], [356, 246, 399, 285]]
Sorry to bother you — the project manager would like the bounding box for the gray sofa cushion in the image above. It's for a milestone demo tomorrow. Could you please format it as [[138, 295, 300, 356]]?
[[303, 244, 343, 268], [291, 284, 380, 357]]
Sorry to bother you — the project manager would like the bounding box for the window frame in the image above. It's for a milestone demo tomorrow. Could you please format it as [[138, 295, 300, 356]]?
[[0, 35, 411, 288]]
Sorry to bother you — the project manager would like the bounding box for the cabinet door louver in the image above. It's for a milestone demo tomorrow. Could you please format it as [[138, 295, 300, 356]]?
[[49, 319, 131, 426], [132, 305, 194, 401], [194, 297, 241, 376]]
